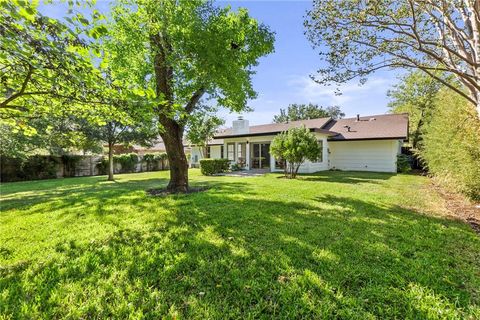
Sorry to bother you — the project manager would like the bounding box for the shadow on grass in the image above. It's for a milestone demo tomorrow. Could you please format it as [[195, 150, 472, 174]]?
[[297, 170, 396, 184], [1, 183, 479, 318]]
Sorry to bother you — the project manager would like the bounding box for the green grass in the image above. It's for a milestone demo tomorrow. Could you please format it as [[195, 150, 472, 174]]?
[[1, 170, 479, 319]]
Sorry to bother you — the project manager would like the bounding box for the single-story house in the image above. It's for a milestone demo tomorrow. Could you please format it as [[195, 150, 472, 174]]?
[[190, 113, 409, 173]]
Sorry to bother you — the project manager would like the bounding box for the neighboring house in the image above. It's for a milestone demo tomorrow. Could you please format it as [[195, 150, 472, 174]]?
[[191, 113, 409, 173], [109, 140, 192, 156]]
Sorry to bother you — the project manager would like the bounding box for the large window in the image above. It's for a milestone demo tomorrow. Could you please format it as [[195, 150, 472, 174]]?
[[227, 143, 235, 161], [317, 140, 323, 162]]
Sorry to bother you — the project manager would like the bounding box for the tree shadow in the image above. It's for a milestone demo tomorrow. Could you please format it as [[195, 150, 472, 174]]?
[[1, 187, 479, 318], [297, 170, 396, 184]]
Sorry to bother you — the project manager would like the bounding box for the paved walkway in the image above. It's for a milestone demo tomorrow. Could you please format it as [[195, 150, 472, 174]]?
[[216, 169, 270, 177]]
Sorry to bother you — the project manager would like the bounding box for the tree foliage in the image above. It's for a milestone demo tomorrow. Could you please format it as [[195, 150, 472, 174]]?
[[305, 0, 480, 118], [270, 126, 321, 179], [273, 103, 344, 123], [0, 0, 107, 133], [388, 71, 445, 148], [420, 89, 480, 200], [389, 71, 480, 199], [186, 107, 225, 157], [106, 0, 275, 191]]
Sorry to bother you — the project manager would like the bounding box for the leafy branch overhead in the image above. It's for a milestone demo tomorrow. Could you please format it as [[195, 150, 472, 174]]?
[[0, 1, 108, 127], [305, 0, 480, 118]]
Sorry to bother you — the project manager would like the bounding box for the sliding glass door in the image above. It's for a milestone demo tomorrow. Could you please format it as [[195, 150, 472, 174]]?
[[251, 143, 270, 169]]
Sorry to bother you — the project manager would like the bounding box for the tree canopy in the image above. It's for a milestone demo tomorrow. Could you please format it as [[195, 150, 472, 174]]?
[[273, 103, 344, 123], [305, 0, 480, 118], [186, 107, 225, 157], [0, 0, 107, 134], [388, 71, 445, 149]]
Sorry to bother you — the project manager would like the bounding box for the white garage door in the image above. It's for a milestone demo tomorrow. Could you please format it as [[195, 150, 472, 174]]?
[[328, 140, 399, 173]]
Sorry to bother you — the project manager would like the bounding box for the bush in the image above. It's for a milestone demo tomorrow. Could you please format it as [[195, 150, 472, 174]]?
[[270, 126, 321, 178], [200, 158, 230, 175], [61, 155, 83, 177], [143, 153, 167, 171], [396, 154, 412, 173], [96, 157, 109, 175], [115, 153, 139, 173], [420, 90, 480, 200]]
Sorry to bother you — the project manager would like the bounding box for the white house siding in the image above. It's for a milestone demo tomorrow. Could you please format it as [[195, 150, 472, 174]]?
[[190, 145, 222, 166], [222, 133, 330, 173], [328, 139, 401, 173]]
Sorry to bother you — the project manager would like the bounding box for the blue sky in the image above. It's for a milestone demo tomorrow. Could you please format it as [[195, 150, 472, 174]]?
[[44, 0, 403, 125], [218, 1, 402, 125]]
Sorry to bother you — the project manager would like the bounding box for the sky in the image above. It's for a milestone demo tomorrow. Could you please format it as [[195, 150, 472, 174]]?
[[217, 0, 403, 125], [43, 0, 404, 125]]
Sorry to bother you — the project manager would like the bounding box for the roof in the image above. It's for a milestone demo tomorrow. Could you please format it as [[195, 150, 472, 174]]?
[[324, 113, 409, 141], [214, 117, 333, 138], [214, 113, 408, 141]]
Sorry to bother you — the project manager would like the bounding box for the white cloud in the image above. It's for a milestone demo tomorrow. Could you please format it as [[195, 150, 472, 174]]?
[[283, 74, 398, 117]]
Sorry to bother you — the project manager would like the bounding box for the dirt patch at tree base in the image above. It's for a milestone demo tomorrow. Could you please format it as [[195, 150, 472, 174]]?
[[431, 183, 480, 235], [146, 186, 209, 197]]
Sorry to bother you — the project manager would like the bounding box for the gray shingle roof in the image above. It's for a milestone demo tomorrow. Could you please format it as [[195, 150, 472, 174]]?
[[214, 117, 333, 138], [214, 113, 408, 141], [324, 113, 409, 141]]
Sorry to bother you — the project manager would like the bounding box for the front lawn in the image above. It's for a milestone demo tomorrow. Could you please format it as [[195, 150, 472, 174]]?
[[1, 170, 479, 319]]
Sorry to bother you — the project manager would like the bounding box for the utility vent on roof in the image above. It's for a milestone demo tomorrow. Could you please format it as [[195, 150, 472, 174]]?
[[232, 116, 249, 134]]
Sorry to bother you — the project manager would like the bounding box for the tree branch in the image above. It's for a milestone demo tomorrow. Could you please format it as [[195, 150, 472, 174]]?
[[184, 88, 206, 114]]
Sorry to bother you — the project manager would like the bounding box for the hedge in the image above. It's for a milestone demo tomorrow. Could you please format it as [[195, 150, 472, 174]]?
[[200, 158, 230, 175], [420, 90, 480, 200]]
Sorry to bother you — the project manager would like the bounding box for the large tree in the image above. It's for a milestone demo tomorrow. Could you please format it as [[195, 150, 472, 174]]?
[[273, 103, 344, 123], [305, 0, 480, 119], [106, 0, 274, 192]]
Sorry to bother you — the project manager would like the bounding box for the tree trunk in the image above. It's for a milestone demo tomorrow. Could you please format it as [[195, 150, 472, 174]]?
[[108, 142, 114, 181], [160, 118, 189, 192]]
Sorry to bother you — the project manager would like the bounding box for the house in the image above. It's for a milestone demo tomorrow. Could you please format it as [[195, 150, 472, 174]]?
[[108, 140, 192, 156], [190, 113, 409, 173]]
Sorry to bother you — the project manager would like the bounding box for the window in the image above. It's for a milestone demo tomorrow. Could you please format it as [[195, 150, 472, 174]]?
[[317, 140, 323, 162], [275, 157, 285, 169], [227, 143, 235, 161], [194, 155, 198, 163], [237, 143, 246, 167], [205, 146, 211, 159], [220, 145, 224, 158]]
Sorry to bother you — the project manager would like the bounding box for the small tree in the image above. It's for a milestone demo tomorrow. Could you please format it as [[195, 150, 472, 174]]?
[[273, 103, 344, 123], [270, 126, 321, 179], [186, 108, 225, 158]]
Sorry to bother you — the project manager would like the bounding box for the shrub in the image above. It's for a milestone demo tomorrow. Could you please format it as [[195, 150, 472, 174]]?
[[230, 162, 243, 172], [61, 155, 83, 177], [200, 158, 230, 175], [143, 153, 167, 171], [96, 157, 109, 175], [396, 154, 412, 173], [20, 156, 60, 180], [420, 89, 480, 200], [115, 153, 139, 173], [270, 126, 321, 178]]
